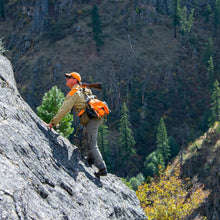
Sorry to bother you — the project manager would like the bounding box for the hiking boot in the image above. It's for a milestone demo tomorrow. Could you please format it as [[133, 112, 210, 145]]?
[[94, 168, 108, 178]]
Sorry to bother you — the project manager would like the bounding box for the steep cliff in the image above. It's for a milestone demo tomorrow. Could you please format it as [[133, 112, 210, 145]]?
[[0, 54, 146, 219]]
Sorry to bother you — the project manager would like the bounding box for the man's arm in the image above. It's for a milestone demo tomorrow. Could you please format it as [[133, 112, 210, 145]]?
[[45, 94, 78, 129]]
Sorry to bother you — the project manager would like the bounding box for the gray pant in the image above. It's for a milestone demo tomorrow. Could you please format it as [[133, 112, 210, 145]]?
[[85, 119, 106, 170]]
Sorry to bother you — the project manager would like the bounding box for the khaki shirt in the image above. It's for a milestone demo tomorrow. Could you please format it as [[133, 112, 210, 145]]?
[[51, 84, 90, 126]]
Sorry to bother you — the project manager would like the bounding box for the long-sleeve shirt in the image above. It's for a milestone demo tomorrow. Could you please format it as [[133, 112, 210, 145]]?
[[50, 84, 90, 126]]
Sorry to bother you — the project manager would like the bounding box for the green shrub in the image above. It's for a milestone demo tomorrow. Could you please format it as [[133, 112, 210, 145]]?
[[37, 86, 74, 138], [129, 177, 140, 191]]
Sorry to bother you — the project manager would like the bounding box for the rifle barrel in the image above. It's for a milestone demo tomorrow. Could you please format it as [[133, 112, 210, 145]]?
[[81, 83, 102, 90]]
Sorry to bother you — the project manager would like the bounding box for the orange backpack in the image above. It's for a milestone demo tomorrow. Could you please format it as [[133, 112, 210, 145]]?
[[87, 98, 110, 119], [80, 87, 110, 119]]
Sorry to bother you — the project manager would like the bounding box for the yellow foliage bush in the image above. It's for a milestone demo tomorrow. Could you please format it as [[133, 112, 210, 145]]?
[[136, 164, 210, 220]]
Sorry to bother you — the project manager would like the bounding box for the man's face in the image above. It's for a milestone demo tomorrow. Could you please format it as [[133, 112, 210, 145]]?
[[66, 77, 77, 88]]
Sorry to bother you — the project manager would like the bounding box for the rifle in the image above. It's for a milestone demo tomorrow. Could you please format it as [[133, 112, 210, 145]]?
[[81, 82, 102, 90]]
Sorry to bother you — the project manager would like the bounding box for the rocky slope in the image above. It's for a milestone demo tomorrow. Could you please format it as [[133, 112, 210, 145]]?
[[0, 54, 146, 219], [169, 124, 220, 219]]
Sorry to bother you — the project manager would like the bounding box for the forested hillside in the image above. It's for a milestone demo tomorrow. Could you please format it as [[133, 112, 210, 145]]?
[[0, 0, 220, 179]]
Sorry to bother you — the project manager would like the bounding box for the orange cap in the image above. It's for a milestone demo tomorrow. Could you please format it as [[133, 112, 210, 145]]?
[[65, 72, 81, 82]]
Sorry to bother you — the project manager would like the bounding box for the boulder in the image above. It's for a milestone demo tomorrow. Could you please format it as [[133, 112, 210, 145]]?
[[0, 55, 146, 220]]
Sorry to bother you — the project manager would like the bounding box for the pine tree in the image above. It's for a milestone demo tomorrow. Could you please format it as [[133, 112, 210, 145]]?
[[207, 56, 214, 89], [37, 86, 74, 138], [143, 117, 171, 177], [98, 120, 109, 154], [203, 38, 214, 66], [180, 6, 194, 36], [213, 0, 220, 31], [144, 151, 165, 177], [172, 0, 181, 38], [91, 4, 103, 51], [118, 102, 136, 173], [168, 136, 180, 158], [98, 120, 112, 170], [156, 117, 170, 163], [209, 80, 220, 126], [205, 4, 212, 23], [0, 0, 5, 21]]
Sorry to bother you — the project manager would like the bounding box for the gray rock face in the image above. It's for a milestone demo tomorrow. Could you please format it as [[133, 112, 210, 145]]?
[[0, 55, 146, 220]]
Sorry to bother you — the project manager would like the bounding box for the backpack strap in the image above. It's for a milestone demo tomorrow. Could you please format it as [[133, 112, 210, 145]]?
[[68, 85, 80, 96], [79, 86, 96, 102], [77, 109, 85, 117]]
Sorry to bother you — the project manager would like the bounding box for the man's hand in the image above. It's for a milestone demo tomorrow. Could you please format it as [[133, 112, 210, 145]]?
[[43, 121, 54, 130]]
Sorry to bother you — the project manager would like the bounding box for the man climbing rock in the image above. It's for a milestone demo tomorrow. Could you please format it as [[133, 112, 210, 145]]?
[[44, 72, 107, 178]]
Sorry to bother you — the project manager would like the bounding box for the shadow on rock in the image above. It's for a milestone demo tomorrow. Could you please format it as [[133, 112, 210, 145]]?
[[36, 121, 103, 187]]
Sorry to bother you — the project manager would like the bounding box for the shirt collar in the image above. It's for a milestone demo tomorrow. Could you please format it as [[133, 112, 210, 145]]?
[[71, 84, 79, 90]]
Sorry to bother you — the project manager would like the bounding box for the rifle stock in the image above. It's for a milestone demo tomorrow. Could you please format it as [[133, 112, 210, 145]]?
[[81, 82, 102, 90]]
